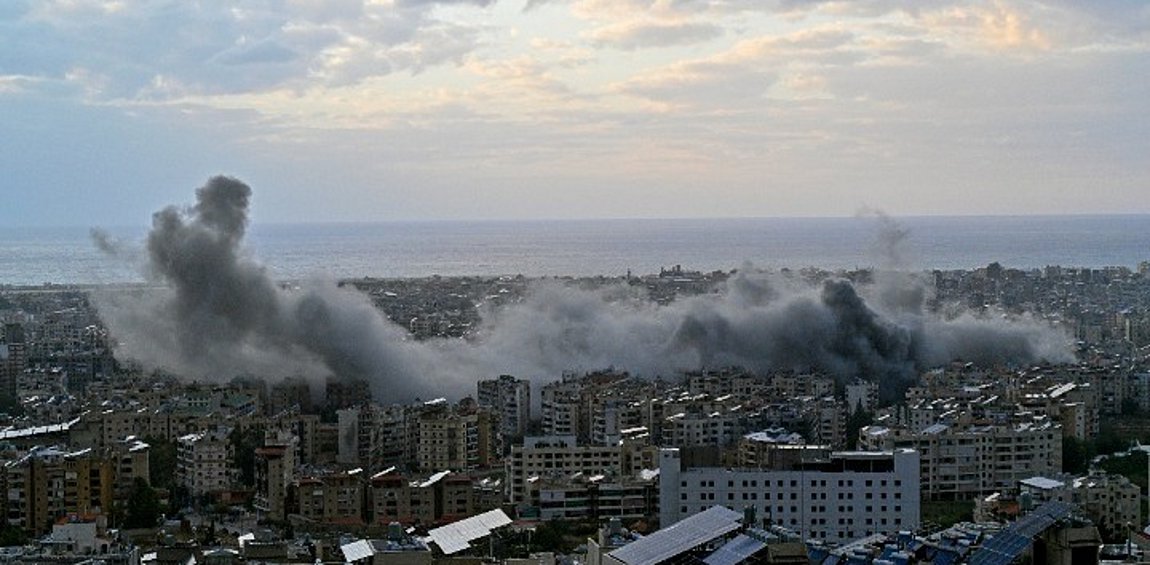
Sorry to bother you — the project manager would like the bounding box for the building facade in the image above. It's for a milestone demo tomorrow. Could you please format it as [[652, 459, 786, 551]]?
[[659, 447, 921, 542]]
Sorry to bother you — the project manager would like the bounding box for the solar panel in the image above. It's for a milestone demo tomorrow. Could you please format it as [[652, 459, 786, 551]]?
[[967, 502, 1075, 565], [702, 532, 768, 565], [427, 509, 512, 555], [341, 539, 375, 562], [609, 506, 743, 565]]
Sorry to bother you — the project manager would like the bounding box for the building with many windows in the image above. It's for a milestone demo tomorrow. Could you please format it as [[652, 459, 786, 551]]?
[[176, 429, 233, 497], [477, 375, 531, 439], [659, 447, 920, 542]]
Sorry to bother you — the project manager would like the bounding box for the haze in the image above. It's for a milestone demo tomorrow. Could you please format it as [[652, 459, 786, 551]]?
[[1, 0, 1147, 226]]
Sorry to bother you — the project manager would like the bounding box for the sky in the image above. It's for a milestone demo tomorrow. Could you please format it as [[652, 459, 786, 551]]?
[[1, 0, 1148, 227]]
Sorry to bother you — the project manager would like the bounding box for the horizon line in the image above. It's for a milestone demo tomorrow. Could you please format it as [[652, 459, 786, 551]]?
[[8, 210, 1150, 231]]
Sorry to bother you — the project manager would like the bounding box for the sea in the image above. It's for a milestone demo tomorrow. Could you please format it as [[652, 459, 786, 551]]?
[[2, 215, 1149, 286]]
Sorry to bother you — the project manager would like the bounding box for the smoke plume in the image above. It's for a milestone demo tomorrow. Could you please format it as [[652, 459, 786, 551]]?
[[94, 176, 1073, 403]]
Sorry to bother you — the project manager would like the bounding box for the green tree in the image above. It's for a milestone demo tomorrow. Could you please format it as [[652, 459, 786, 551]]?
[[230, 426, 264, 487], [145, 436, 177, 490], [1062, 436, 1092, 475], [0, 524, 26, 547], [125, 477, 161, 529]]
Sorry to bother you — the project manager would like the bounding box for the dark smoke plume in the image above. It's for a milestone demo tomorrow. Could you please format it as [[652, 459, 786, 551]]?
[[94, 176, 1073, 403]]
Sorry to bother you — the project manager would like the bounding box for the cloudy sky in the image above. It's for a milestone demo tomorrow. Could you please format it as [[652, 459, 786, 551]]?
[[1, 0, 1147, 226]]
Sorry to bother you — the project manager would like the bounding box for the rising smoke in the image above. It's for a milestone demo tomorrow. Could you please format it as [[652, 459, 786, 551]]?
[[93, 176, 1073, 403]]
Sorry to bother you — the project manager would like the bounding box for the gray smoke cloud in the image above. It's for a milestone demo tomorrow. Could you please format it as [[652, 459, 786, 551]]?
[[94, 176, 1074, 403]]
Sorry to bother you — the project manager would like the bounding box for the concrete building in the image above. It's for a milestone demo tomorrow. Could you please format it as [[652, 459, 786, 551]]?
[[541, 382, 581, 438], [659, 447, 920, 541], [537, 472, 658, 521], [859, 419, 1062, 500], [2, 446, 114, 535], [477, 374, 531, 439], [176, 429, 233, 497], [507, 436, 656, 507], [293, 468, 365, 525], [1, 323, 27, 403], [1072, 473, 1140, 540], [661, 410, 744, 449], [253, 438, 295, 522], [368, 469, 474, 526], [338, 404, 411, 472], [845, 379, 878, 415], [416, 399, 499, 471], [111, 436, 150, 501]]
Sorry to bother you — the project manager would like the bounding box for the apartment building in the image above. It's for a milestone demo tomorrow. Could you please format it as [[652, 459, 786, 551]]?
[[477, 375, 531, 439], [417, 399, 499, 471], [2, 446, 114, 535], [859, 419, 1062, 500], [506, 436, 656, 507], [176, 429, 233, 497], [368, 469, 475, 525], [537, 472, 658, 521], [254, 440, 294, 522], [293, 468, 365, 526]]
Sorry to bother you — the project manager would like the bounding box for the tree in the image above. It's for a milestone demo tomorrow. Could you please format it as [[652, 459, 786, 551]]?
[[230, 426, 264, 487], [0, 524, 26, 547], [145, 436, 177, 490], [1062, 436, 1091, 475], [124, 477, 161, 529]]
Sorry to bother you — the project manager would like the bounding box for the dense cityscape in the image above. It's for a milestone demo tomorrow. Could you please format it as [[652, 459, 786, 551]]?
[[3, 261, 1150, 564]]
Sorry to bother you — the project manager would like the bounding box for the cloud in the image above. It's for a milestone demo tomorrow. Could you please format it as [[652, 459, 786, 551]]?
[[588, 20, 723, 50], [4, 0, 498, 100]]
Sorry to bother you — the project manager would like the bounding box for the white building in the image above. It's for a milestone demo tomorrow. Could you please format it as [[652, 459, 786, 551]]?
[[659, 447, 920, 542], [177, 429, 233, 496]]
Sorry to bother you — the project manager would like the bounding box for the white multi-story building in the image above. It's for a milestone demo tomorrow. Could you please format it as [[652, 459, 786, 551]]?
[[176, 429, 233, 496], [659, 447, 920, 542]]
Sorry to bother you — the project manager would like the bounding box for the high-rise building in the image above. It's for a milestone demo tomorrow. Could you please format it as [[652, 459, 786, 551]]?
[[1, 323, 27, 403], [1, 446, 115, 535], [477, 375, 531, 439], [254, 430, 297, 522]]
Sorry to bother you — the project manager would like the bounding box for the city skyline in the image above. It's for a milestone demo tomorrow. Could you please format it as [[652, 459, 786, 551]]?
[[2, 0, 1148, 227]]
